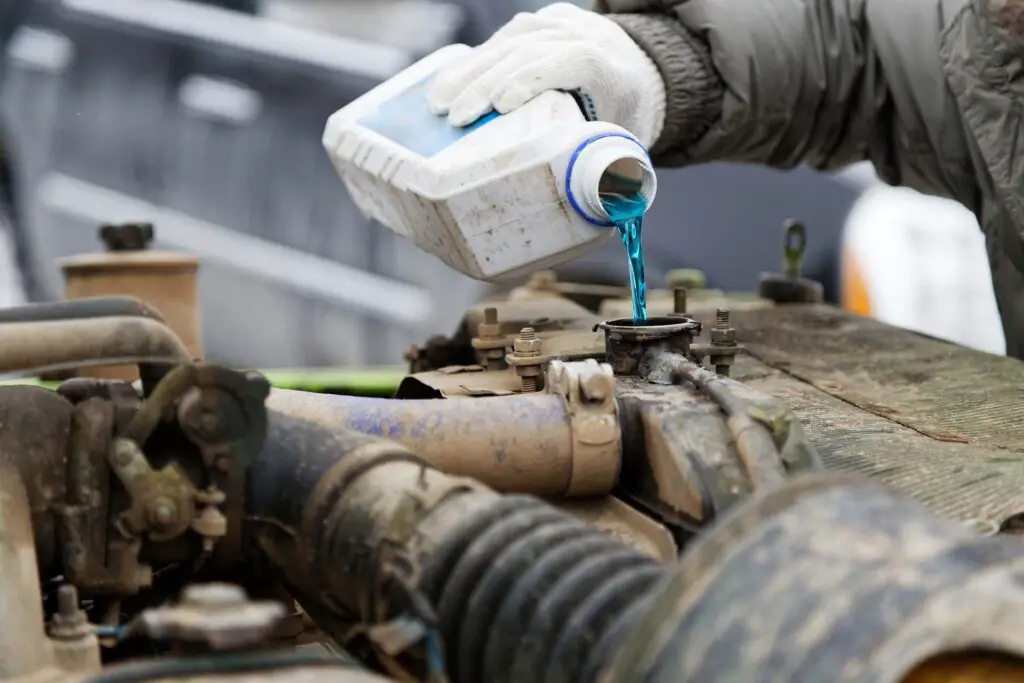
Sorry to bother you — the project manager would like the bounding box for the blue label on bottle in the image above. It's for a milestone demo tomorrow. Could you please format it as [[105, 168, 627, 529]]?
[[357, 78, 499, 157]]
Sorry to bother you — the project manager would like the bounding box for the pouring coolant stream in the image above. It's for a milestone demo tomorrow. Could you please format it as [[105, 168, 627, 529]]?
[[321, 43, 658, 322], [601, 192, 649, 322]]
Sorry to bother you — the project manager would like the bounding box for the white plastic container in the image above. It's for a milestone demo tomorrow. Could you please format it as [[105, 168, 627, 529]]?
[[322, 44, 658, 282]]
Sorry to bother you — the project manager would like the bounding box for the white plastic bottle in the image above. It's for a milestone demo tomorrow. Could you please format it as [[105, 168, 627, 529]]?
[[322, 44, 658, 282]]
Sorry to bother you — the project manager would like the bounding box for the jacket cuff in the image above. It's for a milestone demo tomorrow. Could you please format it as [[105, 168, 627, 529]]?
[[604, 13, 724, 162]]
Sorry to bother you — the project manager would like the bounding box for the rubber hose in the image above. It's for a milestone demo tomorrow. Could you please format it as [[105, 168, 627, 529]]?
[[420, 495, 665, 683]]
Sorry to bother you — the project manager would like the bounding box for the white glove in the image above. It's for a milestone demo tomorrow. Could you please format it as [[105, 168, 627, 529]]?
[[427, 2, 667, 149]]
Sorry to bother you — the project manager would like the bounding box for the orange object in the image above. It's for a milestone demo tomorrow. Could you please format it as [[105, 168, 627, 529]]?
[[902, 653, 1024, 683], [841, 249, 873, 317]]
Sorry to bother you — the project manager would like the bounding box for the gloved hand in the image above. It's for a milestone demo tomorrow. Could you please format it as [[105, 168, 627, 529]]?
[[427, 2, 667, 149]]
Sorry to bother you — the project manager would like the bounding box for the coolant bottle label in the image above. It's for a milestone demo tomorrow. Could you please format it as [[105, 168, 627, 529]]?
[[358, 78, 499, 157]]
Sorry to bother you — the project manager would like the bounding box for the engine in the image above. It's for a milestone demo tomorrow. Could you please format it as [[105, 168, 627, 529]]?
[[2, 222, 1024, 683]]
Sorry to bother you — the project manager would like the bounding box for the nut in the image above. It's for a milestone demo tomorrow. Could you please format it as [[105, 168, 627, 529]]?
[[513, 337, 542, 355], [477, 307, 502, 340], [711, 327, 737, 345], [513, 327, 542, 355]]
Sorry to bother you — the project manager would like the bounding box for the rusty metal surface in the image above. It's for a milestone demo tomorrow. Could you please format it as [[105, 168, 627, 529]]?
[[599, 473, 1024, 683], [731, 304, 1024, 524], [596, 317, 699, 377], [0, 315, 192, 376], [265, 389, 590, 497]]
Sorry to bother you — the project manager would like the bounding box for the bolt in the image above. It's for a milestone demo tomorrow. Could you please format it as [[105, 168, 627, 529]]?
[[513, 329, 542, 356], [715, 308, 730, 329], [198, 408, 220, 435], [147, 497, 177, 528], [673, 288, 687, 315], [512, 327, 544, 392], [49, 584, 89, 640], [57, 584, 80, 618], [484, 307, 498, 325]]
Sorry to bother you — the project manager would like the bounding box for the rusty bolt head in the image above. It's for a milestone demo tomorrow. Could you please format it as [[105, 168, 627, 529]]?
[[147, 497, 178, 528]]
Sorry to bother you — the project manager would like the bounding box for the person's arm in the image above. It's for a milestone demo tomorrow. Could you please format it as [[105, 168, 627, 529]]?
[[596, 0, 965, 186]]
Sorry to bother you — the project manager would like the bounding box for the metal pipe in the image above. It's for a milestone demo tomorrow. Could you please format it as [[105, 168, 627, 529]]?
[[0, 297, 166, 325], [0, 316, 192, 376], [642, 350, 786, 488], [265, 388, 592, 497], [0, 465, 55, 679]]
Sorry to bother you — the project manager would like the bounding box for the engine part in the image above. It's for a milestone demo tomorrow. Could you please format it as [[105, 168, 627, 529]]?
[[401, 309, 817, 530], [138, 583, 286, 651], [61, 223, 202, 381], [247, 413, 1024, 683], [264, 365, 621, 498], [0, 464, 64, 680], [597, 473, 1024, 683], [0, 297, 166, 325], [595, 316, 700, 377], [244, 421, 663, 683], [0, 316, 191, 377]]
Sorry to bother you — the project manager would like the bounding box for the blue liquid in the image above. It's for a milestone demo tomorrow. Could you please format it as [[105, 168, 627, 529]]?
[[602, 193, 648, 323]]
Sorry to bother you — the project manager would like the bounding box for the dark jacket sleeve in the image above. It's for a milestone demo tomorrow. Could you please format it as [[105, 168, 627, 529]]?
[[596, 0, 975, 197]]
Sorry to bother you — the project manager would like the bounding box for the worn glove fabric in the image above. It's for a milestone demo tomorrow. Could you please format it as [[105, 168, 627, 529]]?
[[427, 2, 667, 149]]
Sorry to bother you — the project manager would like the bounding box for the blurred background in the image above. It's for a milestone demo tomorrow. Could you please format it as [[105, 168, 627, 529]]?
[[0, 0, 1007, 369]]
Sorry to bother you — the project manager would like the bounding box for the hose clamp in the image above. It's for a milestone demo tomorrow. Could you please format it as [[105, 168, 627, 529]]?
[[546, 359, 621, 496]]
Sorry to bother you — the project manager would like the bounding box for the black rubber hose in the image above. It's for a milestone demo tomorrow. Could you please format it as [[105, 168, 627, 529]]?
[[421, 495, 665, 683]]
